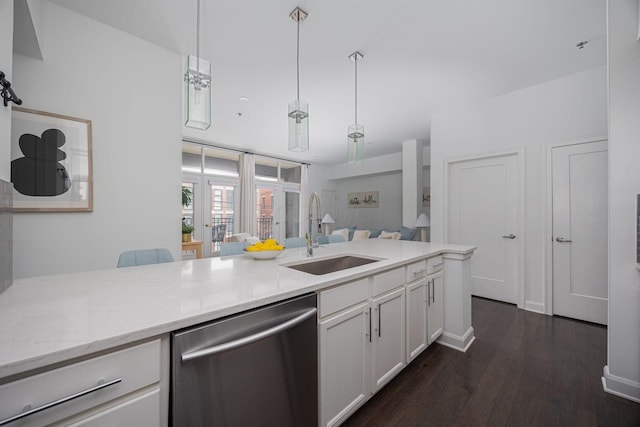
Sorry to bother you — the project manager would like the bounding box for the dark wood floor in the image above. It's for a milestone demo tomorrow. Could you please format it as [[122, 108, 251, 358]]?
[[342, 297, 640, 427]]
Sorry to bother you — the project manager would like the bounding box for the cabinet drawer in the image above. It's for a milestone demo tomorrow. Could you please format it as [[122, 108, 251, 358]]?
[[405, 260, 427, 282], [319, 278, 369, 318], [427, 256, 444, 274], [373, 268, 404, 296], [0, 339, 161, 426]]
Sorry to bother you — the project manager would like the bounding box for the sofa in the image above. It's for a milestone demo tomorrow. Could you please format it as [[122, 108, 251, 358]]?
[[330, 226, 417, 242]]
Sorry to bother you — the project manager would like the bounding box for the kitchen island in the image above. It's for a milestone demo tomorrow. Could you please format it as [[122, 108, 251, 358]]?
[[0, 239, 474, 425]]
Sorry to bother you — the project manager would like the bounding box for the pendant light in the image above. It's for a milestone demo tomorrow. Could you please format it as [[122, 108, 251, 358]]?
[[347, 51, 364, 164], [288, 7, 309, 152], [185, 0, 212, 130]]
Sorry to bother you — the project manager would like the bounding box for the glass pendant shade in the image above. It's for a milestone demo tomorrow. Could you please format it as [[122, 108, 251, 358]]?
[[185, 55, 211, 130], [347, 124, 364, 164], [288, 99, 309, 152]]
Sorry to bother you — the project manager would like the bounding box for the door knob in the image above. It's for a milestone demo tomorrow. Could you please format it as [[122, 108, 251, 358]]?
[[502, 234, 516, 239], [555, 237, 572, 243]]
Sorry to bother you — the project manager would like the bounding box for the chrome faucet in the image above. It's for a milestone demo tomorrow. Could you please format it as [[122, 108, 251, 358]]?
[[307, 192, 321, 256]]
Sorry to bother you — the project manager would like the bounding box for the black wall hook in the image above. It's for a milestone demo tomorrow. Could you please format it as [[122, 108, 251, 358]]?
[[0, 71, 23, 107]]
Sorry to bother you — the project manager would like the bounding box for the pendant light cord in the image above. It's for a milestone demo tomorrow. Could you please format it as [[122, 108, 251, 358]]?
[[196, 0, 200, 75], [354, 55, 358, 125], [296, 16, 300, 101]]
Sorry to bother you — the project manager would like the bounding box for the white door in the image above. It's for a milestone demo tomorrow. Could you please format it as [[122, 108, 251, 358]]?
[[319, 302, 370, 427], [405, 279, 428, 362], [371, 287, 406, 393], [182, 175, 239, 258], [552, 141, 608, 324], [427, 270, 444, 344], [448, 154, 520, 304]]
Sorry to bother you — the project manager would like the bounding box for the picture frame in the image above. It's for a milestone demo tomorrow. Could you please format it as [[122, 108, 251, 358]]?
[[422, 186, 431, 207], [10, 107, 93, 212], [348, 191, 378, 208]]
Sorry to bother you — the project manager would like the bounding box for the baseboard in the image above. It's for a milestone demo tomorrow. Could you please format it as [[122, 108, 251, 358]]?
[[602, 365, 640, 403], [437, 327, 475, 353], [524, 300, 545, 314]]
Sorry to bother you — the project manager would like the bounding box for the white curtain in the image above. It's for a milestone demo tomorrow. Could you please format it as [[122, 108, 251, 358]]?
[[240, 153, 256, 235], [299, 164, 309, 238]]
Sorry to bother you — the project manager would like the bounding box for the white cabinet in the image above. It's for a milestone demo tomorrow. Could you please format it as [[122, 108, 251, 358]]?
[[405, 257, 445, 363], [371, 286, 405, 392], [0, 339, 163, 427], [319, 301, 370, 427], [427, 269, 444, 344], [319, 268, 405, 427], [406, 276, 428, 362]]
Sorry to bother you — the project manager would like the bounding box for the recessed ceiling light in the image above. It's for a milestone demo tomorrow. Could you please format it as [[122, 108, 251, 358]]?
[[239, 96, 249, 102]]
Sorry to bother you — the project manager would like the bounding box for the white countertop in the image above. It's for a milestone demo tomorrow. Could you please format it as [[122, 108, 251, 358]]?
[[0, 240, 474, 379]]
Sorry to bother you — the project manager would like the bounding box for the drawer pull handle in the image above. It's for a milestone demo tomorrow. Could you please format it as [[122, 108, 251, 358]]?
[[430, 262, 444, 269], [412, 269, 426, 276], [0, 378, 122, 426]]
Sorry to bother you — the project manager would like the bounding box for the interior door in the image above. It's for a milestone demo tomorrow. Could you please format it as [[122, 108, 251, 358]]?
[[448, 153, 520, 304], [552, 141, 608, 324]]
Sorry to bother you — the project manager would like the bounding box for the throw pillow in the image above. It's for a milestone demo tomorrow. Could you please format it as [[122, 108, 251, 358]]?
[[398, 226, 417, 241], [379, 231, 401, 240], [332, 228, 350, 241], [352, 230, 371, 240]]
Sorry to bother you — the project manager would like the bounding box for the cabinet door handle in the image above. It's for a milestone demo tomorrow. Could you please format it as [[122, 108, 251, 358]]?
[[555, 237, 572, 243], [502, 234, 516, 239], [0, 378, 122, 426], [378, 304, 381, 337], [368, 307, 372, 342], [431, 279, 435, 303]]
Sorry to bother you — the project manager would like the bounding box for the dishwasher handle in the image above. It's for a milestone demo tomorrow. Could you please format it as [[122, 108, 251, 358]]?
[[181, 307, 317, 363]]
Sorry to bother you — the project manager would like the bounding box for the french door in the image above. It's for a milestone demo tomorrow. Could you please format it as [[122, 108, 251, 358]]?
[[183, 174, 240, 257], [255, 183, 300, 243]]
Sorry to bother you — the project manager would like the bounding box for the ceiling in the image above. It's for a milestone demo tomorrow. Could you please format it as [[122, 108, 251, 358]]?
[[49, 0, 606, 165]]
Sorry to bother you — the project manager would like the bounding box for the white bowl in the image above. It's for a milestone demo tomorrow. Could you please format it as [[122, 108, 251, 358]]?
[[243, 249, 285, 260]]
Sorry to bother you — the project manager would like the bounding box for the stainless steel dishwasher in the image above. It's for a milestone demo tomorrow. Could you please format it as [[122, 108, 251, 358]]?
[[171, 293, 317, 427]]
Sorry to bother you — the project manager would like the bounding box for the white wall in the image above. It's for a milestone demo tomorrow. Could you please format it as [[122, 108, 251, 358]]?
[[0, 0, 13, 182], [603, 0, 640, 402], [11, 2, 182, 278], [332, 172, 403, 231], [430, 66, 607, 311]]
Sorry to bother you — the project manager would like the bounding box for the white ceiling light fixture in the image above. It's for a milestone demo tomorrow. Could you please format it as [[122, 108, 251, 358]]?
[[288, 7, 309, 152], [347, 51, 364, 164], [185, 0, 212, 130]]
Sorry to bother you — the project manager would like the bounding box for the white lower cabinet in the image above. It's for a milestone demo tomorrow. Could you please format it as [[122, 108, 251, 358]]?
[[371, 287, 405, 392], [319, 268, 406, 427], [319, 301, 370, 427], [65, 388, 160, 427], [427, 269, 444, 344], [0, 339, 164, 427], [406, 277, 428, 362]]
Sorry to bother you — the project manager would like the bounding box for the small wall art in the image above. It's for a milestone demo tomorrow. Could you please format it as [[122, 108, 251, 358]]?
[[348, 191, 378, 208], [422, 186, 431, 207], [10, 107, 93, 212]]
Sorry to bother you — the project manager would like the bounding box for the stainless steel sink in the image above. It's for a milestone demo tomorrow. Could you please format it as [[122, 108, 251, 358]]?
[[284, 255, 381, 275]]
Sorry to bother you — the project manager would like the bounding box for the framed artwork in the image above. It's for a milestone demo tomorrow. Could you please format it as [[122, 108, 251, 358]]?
[[10, 107, 93, 212], [348, 191, 378, 208], [422, 187, 431, 207]]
